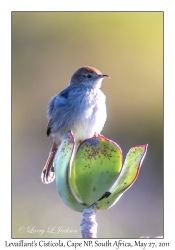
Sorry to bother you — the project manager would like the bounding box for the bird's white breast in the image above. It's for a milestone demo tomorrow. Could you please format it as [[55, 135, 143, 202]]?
[[72, 88, 107, 141]]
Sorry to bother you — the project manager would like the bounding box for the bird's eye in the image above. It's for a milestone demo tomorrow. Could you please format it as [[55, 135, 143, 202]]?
[[87, 74, 92, 78]]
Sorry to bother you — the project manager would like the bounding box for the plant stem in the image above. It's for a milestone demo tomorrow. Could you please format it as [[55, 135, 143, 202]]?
[[80, 205, 98, 238]]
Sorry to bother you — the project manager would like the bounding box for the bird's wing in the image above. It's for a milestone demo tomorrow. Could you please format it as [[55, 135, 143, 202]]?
[[46, 120, 52, 137], [46, 87, 70, 137]]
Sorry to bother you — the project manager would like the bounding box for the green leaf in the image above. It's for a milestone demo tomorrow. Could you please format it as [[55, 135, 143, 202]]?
[[70, 135, 122, 206], [54, 131, 85, 212], [96, 144, 148, 210]]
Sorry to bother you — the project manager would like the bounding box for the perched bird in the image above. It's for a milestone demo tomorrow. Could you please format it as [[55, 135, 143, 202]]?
[[41, 66, 109, 184]]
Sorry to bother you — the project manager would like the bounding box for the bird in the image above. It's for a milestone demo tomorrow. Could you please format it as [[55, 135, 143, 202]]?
[[41, 66, 109, 184]]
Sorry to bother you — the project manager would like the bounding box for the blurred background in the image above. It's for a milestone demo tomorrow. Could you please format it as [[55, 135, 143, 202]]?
[[12, 12, 163, 238]]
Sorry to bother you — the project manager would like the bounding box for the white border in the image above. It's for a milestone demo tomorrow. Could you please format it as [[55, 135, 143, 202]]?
[[0, 0, 174, 248]]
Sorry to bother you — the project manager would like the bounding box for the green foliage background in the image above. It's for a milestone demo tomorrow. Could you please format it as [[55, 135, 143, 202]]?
[[12, 12, 163, 238]]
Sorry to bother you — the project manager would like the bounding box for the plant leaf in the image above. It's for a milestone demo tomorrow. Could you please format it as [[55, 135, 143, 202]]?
[[54, 131, 85, 212], [96, 144, 148, 210], [70, 135, 122, 206]]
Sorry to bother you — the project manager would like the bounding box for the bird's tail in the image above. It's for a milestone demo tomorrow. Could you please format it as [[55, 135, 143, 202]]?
[[41, 143, 59, 184]]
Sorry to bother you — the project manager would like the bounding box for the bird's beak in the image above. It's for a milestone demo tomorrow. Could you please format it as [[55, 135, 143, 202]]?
[[102, 74, 110, 78], [99, 74, 110, 78]]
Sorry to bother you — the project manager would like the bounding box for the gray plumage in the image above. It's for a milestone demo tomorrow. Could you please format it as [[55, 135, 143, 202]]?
[[41, 66, 109, 184]]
